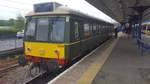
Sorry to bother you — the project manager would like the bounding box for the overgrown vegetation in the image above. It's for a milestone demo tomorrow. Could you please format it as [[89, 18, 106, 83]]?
[[0, 28, 17, 34]]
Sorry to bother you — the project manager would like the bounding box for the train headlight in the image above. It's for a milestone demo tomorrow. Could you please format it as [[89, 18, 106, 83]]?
[[54, 50, 59, 55], [27, 48, 31, 52]]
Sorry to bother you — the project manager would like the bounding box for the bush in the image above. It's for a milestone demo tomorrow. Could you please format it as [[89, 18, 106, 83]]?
[[0, 27, 18, 34]]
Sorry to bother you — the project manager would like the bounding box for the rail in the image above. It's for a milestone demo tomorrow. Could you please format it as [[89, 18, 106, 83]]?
[[0, 64, 19, 77]]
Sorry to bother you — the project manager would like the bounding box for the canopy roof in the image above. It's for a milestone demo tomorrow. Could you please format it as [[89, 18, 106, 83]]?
[[86, 0, 150, 22]]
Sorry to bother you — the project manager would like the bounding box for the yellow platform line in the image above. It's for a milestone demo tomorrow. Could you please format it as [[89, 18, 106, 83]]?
[[77, 38, 119, 84]]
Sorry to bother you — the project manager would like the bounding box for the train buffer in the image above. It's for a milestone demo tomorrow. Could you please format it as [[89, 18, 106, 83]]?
[[48, 36, 150, 84]]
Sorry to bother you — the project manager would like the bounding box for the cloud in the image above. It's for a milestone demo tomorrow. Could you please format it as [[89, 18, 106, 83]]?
[[0, 0, 116, 23]]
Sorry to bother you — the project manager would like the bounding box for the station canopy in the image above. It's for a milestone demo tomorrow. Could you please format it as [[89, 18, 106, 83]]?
[[86, 0, 150, 23]]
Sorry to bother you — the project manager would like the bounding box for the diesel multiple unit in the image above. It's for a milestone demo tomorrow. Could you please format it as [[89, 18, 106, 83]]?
[[22, 2, 114, 72]]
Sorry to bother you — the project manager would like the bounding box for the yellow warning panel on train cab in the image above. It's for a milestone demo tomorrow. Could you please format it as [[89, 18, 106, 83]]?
[[24, 42, 65, 59]]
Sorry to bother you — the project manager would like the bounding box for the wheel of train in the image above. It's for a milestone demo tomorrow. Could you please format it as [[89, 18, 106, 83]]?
[[47, 59, 59, 73]]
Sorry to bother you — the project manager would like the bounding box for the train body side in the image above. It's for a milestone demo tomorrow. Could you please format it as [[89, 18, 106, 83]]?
[[24, 14, 114, 68]]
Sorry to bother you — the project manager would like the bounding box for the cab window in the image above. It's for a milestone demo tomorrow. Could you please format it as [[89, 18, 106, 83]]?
[[50, 18, 65, 42], [25, 19, 36, 41], [36, 18, 49, 41]]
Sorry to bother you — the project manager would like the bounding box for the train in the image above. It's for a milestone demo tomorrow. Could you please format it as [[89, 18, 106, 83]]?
[[19, 2, 114, 73], [142, 21, 150, 34]]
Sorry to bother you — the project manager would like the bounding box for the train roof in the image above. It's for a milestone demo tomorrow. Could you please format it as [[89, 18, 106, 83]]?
[[26, 11, 70, 17], [26, 5, 113, 25]]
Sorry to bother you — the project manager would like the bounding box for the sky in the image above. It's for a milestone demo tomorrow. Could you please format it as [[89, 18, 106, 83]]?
[[0, 0, 117, 23]]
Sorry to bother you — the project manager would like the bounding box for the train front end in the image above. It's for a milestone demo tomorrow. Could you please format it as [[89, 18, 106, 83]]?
[[24, 16, 68, 67], [21, 2, 70, 72]]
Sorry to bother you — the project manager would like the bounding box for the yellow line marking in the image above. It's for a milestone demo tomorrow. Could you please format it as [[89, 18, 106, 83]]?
[[77, 38, 119, 84]]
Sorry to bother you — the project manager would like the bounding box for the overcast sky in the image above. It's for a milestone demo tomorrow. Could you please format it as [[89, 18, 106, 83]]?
[[0, 0, 117, 23]]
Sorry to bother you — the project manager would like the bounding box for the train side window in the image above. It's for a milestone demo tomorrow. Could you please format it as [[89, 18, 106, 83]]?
[[102, 25, 104, 33], [93, 24, 96, 33], [99, 25, 101, 34], [89, 24, 93, 36], [74, 22, 79, 40], [96, 24, 99, 34], [84, 23, 90, 37]]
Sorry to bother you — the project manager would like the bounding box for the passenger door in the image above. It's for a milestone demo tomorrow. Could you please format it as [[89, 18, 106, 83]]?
[[70, 18, 82, 60]]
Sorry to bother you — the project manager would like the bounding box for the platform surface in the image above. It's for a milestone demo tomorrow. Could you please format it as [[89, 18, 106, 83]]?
[[92, 37, 150, 84]]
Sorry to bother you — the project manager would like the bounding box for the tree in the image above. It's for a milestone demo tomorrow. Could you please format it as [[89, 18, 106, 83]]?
[[0, 20, 7, 26], [8, 19, 15, 26], [14, 15, 25, 31], [0, 19, 15, 26]]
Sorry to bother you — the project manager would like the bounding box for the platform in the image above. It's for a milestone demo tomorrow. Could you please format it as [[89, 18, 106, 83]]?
[[48, 36, 150, 84], [92, 37, 150, 84]]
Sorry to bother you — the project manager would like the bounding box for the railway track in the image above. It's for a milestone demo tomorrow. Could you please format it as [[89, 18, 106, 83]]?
[[0, 48, 23, 77], [24, 69, 63, 84], [0, 64, 19, 77], [24, 71, 47, 84]]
